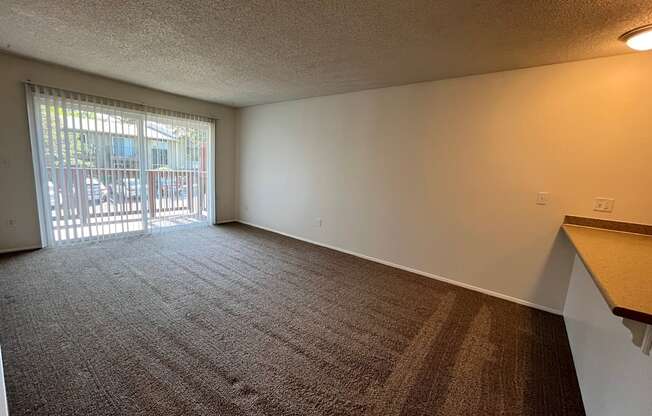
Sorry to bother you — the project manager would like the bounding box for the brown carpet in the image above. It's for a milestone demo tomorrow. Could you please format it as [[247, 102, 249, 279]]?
[[0, 223, 584, 415]]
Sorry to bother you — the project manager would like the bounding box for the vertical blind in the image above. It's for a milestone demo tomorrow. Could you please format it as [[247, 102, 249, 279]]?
[[27, 84, 214, 246]]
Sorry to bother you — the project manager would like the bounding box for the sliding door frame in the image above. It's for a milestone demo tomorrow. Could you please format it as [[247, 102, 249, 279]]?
[[138, 117, 150, 233], [208, 121, 216, 225], [26, 84, 217, 247], [25, 84, 50, 248]]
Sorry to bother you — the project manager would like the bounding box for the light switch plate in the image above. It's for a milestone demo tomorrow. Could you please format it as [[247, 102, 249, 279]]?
[[593, 197, 614, 213], [536, 192, 549, 205]]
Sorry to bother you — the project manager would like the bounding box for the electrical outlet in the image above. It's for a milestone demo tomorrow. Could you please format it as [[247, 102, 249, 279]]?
[[536, 192, 549, 205], [593, 198, 614, 213], [6, 219, 16, 228]]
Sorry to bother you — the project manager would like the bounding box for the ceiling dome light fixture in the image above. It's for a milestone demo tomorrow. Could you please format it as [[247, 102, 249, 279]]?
[[620, 24, 652, 51]]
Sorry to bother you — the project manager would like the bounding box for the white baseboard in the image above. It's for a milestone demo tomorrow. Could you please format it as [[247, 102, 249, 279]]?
[[216, 219, 238, 224], [0, 245, 41, 255], [0, 346, 8, 416], [237, 220, 562, 315]]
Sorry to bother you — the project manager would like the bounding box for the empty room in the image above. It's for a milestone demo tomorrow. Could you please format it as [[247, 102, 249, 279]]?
[[1, 1, 651, 415]]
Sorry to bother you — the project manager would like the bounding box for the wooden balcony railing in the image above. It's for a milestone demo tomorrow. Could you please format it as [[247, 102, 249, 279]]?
[[47, 167, 208, 223]]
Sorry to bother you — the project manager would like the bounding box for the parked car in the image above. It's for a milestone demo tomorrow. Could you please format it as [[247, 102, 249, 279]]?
[[48, 178, 107, 209], [116, 177, 142, 201], [154, 176, 181, 197], [85, 177, 108, 204], [178, 183, 199, 200]]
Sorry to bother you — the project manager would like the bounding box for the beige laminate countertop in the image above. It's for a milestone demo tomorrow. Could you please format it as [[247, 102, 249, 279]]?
[[562, 216, 652, 325]]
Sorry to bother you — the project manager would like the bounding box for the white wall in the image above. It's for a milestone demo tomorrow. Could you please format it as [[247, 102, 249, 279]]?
[[564, 255, 652, 415], [237, 52, 652, 312], [0, 52, 237, 252]]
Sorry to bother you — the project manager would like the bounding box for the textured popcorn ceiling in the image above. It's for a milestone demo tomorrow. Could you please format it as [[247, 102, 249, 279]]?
[[1, 0, 651, 107]]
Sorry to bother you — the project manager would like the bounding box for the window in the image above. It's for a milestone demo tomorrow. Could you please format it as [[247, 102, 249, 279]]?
[[151, 142, 169, 168], [112, 137, 136, 158]]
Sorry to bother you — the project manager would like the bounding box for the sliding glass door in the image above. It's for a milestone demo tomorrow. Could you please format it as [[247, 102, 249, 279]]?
[[27, 85, 214, 246]]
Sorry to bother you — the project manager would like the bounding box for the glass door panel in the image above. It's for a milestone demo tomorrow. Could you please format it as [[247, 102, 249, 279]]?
[[30, 86, 213, 245]]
